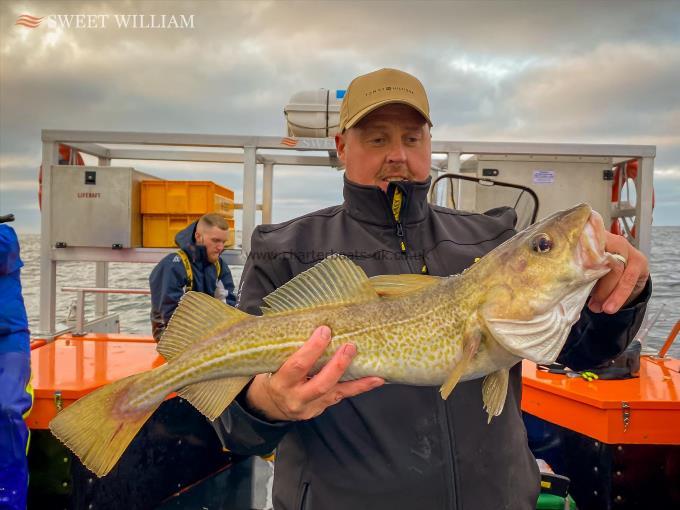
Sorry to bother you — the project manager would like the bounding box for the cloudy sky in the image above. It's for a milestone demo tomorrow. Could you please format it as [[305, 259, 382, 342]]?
[[1, 0, 679, 234]]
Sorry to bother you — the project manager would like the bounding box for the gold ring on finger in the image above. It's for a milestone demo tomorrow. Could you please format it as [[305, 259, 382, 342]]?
[[610, 253, 627, 268]]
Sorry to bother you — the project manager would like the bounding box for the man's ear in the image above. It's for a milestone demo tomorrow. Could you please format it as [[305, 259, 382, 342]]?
[[335, 132, 347, 164]]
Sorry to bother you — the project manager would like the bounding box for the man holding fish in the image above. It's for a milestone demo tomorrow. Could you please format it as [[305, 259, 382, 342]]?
[[50, 68, 651, 510], [213, 69, 651, 509]]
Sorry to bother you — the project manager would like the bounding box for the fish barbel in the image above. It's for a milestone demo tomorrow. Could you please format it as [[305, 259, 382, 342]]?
[[50, 203, 616, 477]]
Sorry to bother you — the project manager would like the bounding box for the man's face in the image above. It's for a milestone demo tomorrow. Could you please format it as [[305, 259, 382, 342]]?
[[335, 103, 432, 192], [195, 225, 227, 263]]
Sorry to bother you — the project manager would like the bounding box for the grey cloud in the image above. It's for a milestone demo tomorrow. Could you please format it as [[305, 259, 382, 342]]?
[[2, 0, 680, 229]]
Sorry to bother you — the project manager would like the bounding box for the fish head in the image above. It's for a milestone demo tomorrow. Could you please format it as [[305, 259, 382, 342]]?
[[478, 203, 611, 364]]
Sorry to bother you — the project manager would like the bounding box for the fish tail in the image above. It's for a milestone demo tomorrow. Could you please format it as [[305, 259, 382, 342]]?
[[49, 372, 159, 477]]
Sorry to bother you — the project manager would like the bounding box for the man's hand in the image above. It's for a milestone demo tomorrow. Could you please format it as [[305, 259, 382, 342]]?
[[588, 232, 650, 314], [245, 326, 385, 421]]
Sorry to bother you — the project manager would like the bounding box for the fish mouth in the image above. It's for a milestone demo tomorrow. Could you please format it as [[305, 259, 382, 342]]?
[[577, 210, 611, 281]]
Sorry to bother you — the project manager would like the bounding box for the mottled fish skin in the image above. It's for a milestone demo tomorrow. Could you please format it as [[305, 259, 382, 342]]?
[[126, 281, 472, 411], [126, 202, 605, 411]]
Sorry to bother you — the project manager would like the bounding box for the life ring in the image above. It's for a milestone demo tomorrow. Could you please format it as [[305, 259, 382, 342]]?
[[609, 159, 654, 239], [38, 145, 85, 210]]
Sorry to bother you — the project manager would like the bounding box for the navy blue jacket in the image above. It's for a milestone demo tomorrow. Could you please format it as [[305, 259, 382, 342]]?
[[149, 222, 236, 340], [0, 225, 30, 354]]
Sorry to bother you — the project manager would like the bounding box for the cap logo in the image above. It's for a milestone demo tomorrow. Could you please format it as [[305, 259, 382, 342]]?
[[364, 86, 414, 97]]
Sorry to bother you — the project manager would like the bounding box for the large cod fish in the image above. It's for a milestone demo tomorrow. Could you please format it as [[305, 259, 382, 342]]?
[[50, 203, 615, 477]]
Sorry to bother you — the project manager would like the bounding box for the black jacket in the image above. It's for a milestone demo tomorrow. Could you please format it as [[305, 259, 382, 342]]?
[[214, 177, 649, 510], [149, 221, 236, 340]]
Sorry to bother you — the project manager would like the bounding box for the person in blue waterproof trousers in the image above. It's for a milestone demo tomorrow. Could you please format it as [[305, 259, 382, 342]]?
[[149, 212, 237, 341], [0, 215, 32, 510]]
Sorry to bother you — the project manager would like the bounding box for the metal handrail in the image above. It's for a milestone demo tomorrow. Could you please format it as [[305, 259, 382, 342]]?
[[61, 287, 151, 336], [62, 287, 151, 294]]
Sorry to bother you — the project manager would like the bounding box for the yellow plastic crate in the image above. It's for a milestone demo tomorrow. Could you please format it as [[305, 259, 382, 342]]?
[[141, 181, 235, 218], [143, 214, 235, 248]]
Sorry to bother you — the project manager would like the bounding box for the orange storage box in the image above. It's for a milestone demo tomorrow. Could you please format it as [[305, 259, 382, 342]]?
[[27, 334, 162, 430], [141, 181, 234, 218], [143, 214, 235, 248], [522, 358, 680, 445]]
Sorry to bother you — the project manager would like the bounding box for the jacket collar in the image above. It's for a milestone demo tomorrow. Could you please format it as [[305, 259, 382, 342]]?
[[342, 175, 431, 226]]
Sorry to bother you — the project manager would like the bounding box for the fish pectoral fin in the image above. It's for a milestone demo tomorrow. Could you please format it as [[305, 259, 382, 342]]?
[[49, 373, 158, 477], [158, 292, 250, 361], [369, 274, 443, 298], [177, 376, 252, 421], [261, 254, 378, 316], [440, 327, 481, 400], [482, 368, 510, 423]]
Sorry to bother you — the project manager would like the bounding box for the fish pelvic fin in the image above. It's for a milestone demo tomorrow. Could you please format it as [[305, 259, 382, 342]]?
[[440, 327, 482, 400], [482, 368, 510, 423], [178, 376, 252, 421], [49, 373, 158, 477], [261, 254, 378, 316], [369, 274, 442, 298], [158, 291, 250, 361]]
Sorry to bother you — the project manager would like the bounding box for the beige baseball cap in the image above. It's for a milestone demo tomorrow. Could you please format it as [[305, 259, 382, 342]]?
[[338, 68, 432, 132]]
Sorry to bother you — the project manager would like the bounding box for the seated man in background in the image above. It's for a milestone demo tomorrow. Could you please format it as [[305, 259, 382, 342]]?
[[149, 212, 236, 341]]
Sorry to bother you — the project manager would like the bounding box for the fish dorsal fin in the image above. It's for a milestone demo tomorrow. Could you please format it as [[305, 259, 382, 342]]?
[[158, 291, 249, 361], [261, 254, 377, 316], [369, 274, 442, 298]]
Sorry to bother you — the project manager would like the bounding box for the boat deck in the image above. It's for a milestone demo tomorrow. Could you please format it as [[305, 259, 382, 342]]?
[[27, 334, 162, 429], [28, 334, 680, 446], [522, 358, 680, 444]]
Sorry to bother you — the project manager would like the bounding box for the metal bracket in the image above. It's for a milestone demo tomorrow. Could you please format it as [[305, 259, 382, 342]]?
[[621, 401, 631, 431], [54, 390, 63, 412]]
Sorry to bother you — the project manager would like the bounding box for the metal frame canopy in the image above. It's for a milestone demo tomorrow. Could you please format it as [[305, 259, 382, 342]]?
[[39, 129, 656, 336]]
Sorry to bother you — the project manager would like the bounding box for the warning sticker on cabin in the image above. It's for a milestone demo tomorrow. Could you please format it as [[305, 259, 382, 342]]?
[[533, 170, 555, 184]]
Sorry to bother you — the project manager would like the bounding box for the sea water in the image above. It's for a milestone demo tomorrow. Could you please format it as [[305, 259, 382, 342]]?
[[15, 228, 680, 358]]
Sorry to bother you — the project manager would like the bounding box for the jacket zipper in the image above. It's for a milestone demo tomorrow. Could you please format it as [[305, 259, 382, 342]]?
[[395, 220, 406, 253], [298, 481, 310, 510], [441, 399, 460, 510], [390, 186, 418, 273]]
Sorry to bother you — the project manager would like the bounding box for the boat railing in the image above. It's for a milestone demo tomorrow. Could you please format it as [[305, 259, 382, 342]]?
[[658, 320, 680, 358], [38, 129, 656, 338], [61, 286, 151, 337]]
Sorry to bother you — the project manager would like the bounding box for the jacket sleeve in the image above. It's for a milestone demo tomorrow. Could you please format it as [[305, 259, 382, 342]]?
[[218, 262, 237, 307], [148, 256, 188, 341], [0, 226, 22, 277], [557, 277, 651, 370], [211, 227, 293, 455]]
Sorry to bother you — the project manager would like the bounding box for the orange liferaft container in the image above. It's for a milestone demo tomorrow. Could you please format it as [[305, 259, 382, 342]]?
[[141, 181, 235, 218], [521, 357, 680, 445], [142, 215, 235, 248], [26, 334, 163, 429]]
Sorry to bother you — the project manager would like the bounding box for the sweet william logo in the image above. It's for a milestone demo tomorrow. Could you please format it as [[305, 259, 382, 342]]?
[[15, 14, 45, 28], [13, 13, 195, 29], [280, 137, 299, 147]]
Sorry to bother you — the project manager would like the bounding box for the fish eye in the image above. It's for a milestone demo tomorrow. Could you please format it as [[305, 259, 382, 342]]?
[[532, 233, 553, 253]]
